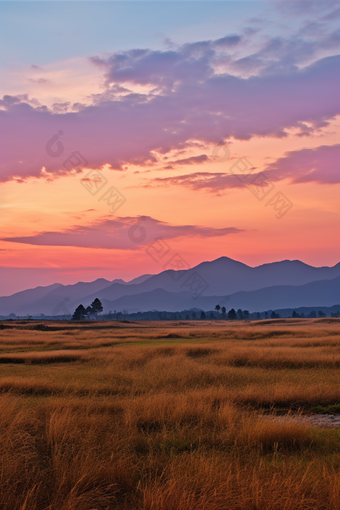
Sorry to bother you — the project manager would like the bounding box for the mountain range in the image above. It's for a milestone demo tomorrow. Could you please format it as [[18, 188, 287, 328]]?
[[1, 257, 340, 316]]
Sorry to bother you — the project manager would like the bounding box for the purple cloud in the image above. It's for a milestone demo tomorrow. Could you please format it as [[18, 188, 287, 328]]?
[[1, 36, 339, 183], [264, 144, 340, 184], [1, 216, 244, 249], [162, 154, 209, 170], [143, 144, 340, 193], [213, 35, 242, 48], [322, 6, 340, 21], [143, 172, 241, 194]]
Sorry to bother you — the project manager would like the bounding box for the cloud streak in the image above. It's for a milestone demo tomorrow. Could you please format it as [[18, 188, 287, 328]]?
[[1, 216, 244, 249], [162, 154, 209, 170], [265, 144, 340, 185], [142, 144, 340, 193]]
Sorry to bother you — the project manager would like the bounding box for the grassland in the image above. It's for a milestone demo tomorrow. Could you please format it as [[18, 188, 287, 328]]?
[[1, 318, 340, 510]]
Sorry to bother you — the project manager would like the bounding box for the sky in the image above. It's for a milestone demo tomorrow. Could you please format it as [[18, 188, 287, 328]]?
[[0, 0, 340, 295]]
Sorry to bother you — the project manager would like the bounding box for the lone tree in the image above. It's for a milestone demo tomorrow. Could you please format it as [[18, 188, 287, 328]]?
[[215, 304, 221, 314], [90, 298, 103, 320], [72, 304, 86, 320]]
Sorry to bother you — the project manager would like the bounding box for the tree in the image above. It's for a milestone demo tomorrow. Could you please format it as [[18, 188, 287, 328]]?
[[185, 314, 190, 320], [192, 312, 197, 319], [209, 312, 215, 320], [85, 306, 93, 319], [308, 310, 317, 318], [221, 306, 226, 318], [292, 310, 300, 318], [271, 311, 280, 319], [237, 309, 244, 320], [200, 311, 206, 320], [215, 304, 221, 315], [244, 310, 250, 320], [90, 298, 103, 319], [318, 310, 326, 317], [228, 308, 237, 320], [256, 312, 261, 320], [72, 304, 86, 320]]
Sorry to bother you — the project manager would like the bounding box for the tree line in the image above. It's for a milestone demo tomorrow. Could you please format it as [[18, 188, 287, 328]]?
[[213, 305, 250, 319], [71, 299, 337, 321]]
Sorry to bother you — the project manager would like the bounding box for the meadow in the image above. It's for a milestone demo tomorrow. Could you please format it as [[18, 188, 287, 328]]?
[[0, 318, 340, 510]]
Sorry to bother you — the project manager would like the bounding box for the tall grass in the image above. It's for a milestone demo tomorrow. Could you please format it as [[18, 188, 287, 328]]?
[[0, 319, 340, 509]]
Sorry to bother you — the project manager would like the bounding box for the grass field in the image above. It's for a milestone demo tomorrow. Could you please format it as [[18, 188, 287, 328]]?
[[1, 318, 340, 509]]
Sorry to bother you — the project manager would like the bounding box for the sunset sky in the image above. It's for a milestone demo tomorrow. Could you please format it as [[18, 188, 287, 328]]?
[[1, 0, 340, 295]]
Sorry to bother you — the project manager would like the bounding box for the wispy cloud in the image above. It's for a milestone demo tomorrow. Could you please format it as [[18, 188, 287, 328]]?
[[1, 216, 244, 249], [162, 154, 209, 170], [264, 144, 340, 185], [143, 144, 340, 193], [143, 172, 238, 194]]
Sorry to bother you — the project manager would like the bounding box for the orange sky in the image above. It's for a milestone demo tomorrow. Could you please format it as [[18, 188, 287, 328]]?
[[1, 116, 340, 284], [1, 2, 340, 295]]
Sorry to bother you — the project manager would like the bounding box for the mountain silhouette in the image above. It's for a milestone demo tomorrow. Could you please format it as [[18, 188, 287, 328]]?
[[1, 257, 340, 315]]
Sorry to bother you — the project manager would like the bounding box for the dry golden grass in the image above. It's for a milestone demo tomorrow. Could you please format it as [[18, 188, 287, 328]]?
[[1, 319, 340, 509]]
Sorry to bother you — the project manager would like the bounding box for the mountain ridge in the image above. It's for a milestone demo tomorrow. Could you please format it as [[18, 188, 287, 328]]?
[[1, 256, 340, 315]]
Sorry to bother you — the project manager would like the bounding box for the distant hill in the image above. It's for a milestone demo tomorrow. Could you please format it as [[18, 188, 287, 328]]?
[[82, 276, 340, 313], [0, 256, 339, 316], [0, 277, 128, 315], [0, 283, 63, 315], [73, 258, 340, 307]]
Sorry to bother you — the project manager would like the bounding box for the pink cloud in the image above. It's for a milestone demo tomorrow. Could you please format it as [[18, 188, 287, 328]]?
[[264, 144, 340, 184], [144, 172, 240, 193], [1, 216, 244, 249], [162, 154, 209, 170], [0, 38, 339, 183], [144, 144, 340, 192]]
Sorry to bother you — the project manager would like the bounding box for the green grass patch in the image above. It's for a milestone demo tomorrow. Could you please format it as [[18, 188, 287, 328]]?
[[312, 404, 340, 414]]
